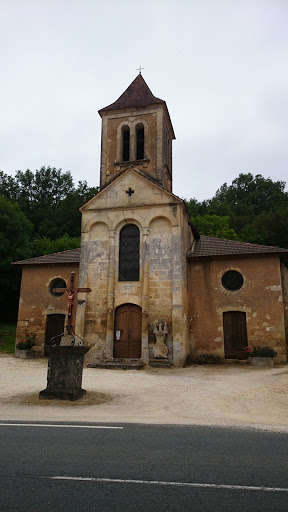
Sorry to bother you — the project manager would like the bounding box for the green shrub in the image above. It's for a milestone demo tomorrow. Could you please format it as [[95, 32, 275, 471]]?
[[16, 330, 36, 350], [244, 345, 278, 358]]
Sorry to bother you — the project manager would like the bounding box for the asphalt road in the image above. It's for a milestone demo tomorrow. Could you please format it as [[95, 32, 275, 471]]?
[[0, 422, 287, 512]]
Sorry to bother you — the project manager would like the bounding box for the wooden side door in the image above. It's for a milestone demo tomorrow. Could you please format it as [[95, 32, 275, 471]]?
[[114, 304, 142, 358], [129, 305, 142, 358], [223, 311, 248, 359], [45, 314, 65, 346]]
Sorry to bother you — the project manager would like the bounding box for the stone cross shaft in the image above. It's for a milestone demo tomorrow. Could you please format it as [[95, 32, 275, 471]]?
[[53, 271, 91, 335]]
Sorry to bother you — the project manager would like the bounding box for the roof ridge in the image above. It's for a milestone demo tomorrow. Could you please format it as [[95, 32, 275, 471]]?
[[189, 235, 288, 258], [80, 166, 183, 211], [200, 235, 288, 251], [12, 248, 81, 266]]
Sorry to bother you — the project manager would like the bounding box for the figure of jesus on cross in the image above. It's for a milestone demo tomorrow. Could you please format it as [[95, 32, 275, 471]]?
[[53, 272, 91, 336]]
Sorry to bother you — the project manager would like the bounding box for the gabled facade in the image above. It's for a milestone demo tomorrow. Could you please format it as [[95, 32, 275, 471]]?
[[76, 167, 192, 367], [13, 75, 288, 366]]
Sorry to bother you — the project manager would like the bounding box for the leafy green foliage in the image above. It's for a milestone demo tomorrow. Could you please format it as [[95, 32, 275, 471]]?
[[16, 330, 36, 350], [244, 345, 278, 357], [186, 173, 288, 247], [0, 196, 33, 315], [241, 209, 288, 248], [0, 167, 97, 317], [0, 196, 32, 267], [190, 215, 239, 240], [213, 173, 287, 216], [31, 234, 80, 257], [0, 167, 98, 238]]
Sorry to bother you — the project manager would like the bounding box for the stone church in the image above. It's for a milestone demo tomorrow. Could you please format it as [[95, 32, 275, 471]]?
[[14, 74, 288, 366]]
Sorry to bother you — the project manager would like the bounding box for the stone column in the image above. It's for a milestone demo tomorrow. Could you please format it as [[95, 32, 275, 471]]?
[[75, 239, 89, 340], [130, 124, 136, 161], [171, 227, 183, 366], [104, 230, 116, 360], [141, 228, 150, 363]]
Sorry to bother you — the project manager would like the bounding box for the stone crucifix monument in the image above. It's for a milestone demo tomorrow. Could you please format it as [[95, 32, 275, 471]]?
[[39, 272, 92, 401]]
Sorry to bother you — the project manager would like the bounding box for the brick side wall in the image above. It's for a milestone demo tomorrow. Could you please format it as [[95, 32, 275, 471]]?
[[189, 254, 287, 363], [16, 264, 79, 354], [280, 261, 288, 354]]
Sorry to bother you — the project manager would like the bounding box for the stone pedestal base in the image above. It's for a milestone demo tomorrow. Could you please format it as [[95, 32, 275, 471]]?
[[39, 345, 90, 401], [250, 356, 274, 367]]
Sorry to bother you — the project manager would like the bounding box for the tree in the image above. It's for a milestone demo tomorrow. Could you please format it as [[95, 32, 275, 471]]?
[[31, 234, 80, 258], [0, 196, 33, 317], [185, 198, 209, 218], [241, 209, 288, 248], [212, 173, 288, 217], [0, 167, 98, 238], [190, 215, 239, 240], [185, 173, 288, 244]]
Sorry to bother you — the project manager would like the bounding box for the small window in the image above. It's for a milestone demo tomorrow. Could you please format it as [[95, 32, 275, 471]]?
[[122, 126, 130, 162], [222, 271, 244, 291], [119, 224, 140, 281], [136, 124, 144, 160], [49, 278, 66, 296]]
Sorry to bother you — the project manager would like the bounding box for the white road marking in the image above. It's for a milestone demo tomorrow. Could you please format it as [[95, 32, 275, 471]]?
[[48, 476, 288, 493], [0, 423, 123, 429]]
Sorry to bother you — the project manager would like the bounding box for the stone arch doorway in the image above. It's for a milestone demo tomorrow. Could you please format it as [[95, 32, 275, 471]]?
[[114, 304, 142, 358]]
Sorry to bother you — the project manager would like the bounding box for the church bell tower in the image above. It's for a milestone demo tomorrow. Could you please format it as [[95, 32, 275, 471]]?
[[98, 74, 175, 193]]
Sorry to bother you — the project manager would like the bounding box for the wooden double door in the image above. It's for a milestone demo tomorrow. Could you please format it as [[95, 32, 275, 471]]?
[[223, 311, 248, 359], [114, 304, 142, 358]]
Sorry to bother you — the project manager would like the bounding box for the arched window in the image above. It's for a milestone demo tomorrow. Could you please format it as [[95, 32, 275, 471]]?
[[136, 124, 144, 160], [122, 126, 130, 162], [119, 224, 140, 281]]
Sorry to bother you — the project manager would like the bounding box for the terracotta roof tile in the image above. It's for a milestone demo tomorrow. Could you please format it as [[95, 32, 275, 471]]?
[[12, 248, 80, 266], [99, 74, 165, 113], [189, 236, 288, 258]]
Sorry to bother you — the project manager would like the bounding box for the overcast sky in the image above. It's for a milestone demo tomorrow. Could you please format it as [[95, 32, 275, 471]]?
[[1, 0, 287, 201]]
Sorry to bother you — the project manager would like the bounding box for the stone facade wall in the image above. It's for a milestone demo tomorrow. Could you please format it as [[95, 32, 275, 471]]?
[[189, 255, 287, 363], [148, 216, 173, 361], [77, 222, 109, 361], [16, 263, 79, 355], [78, 171, 190, 366]]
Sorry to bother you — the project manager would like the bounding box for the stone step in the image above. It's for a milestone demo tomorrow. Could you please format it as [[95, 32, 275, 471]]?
[[87, 359, 146, 370], [149, 359, 172, 368]]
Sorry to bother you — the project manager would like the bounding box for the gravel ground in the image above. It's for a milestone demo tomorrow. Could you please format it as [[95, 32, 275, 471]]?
[[1, 354, 288, 431]]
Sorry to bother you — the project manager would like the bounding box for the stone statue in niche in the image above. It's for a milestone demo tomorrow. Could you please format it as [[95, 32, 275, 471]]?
[[153, 322, 168, 359]]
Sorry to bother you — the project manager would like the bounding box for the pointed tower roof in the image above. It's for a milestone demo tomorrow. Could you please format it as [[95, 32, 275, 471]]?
[[99, 74, 165, 113]]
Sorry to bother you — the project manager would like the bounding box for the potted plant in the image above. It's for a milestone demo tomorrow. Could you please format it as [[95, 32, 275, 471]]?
[[244, 345, 277, 367], [15, 330, 36, 359]]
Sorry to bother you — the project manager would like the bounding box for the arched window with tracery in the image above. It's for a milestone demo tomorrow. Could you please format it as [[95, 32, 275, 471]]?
[[122, 126, 130, 161], [136, 123, 144, 160], [119, 224, 140, 281]]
